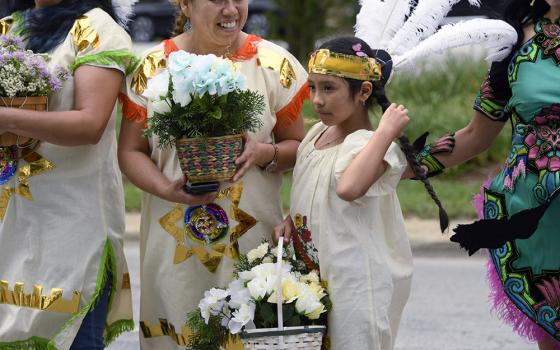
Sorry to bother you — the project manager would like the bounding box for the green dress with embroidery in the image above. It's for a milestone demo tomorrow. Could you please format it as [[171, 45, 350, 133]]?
[[474, 18, 560, 342]]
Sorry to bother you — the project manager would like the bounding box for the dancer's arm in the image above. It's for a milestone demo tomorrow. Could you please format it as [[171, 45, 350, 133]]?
[[0, 66, 122, 146], [402, 111, 506, 179]]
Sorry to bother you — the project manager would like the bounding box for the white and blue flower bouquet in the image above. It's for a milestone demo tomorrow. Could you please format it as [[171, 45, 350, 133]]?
[[142, 51, 264, 183]]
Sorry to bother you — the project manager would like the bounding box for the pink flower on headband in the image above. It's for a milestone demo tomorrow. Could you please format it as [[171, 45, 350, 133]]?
[[352, 43, 368, 57]]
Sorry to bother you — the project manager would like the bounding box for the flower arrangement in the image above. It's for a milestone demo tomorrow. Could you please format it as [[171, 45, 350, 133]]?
[[0, 35, 70, 98], [185, 242, 331, 350], [0, 35, 70, 147], [142, 51, 264, 148]]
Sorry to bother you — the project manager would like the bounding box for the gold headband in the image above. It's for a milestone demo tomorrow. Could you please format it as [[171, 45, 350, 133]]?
[[308, 49, 382, 81]]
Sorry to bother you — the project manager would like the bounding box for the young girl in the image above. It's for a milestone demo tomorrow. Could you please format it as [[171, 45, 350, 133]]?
[[273, 36, 440, 350]]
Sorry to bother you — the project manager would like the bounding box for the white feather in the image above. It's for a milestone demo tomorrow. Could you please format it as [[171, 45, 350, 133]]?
[[388, 0, 480, 56], [355, 0, 415, 50], [393, 19, 518, 71], [112, 0, 140, 26]]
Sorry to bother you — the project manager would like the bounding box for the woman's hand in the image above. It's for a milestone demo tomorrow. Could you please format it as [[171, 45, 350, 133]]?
[[160, 176, 218, 206], [377, 103, 410, 139], [272, 215, 294, 245], [233, 133, 262, 182]]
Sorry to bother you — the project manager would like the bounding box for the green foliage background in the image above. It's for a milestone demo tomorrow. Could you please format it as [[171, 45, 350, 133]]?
[[125, 57, 512, 219]]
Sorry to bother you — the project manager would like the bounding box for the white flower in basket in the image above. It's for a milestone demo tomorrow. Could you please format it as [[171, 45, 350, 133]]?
[[185, 240, 330, 350], [142, 51, 265, 183]]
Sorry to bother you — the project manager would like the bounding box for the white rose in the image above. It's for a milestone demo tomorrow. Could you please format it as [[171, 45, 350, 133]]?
[[151, 99, 171, 115], [142, 70, 170, 101], [255, 242, 269, 258], [228, 303, 255, 334], [295, 287, 325, 320], [246, 249, 260, 264], [228, 279, 251, 309], [300, 271, 320, 284], [247, 278, 268, 301], [246, 242, 269, 263], [171, 88, 192, 107]]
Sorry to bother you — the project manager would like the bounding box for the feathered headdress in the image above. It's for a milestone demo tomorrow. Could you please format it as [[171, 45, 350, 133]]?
[[112, 0, 140, 26], [353, 0, 518, 233], [355, 0, 517, 75]]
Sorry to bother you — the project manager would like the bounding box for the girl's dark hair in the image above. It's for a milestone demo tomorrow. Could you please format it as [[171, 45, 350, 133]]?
[[5, 0, 119, 53], [318, 36, 449, 232]]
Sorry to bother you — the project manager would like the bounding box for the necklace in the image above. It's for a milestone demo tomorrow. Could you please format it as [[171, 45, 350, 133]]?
[[314, 127, 346, 149]]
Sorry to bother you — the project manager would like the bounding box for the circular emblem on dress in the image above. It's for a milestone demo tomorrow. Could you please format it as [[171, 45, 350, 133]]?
[[184, 203, 229, 244], [0, 146, 17, 185]]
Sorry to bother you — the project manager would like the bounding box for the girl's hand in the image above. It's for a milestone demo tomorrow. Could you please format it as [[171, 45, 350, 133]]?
[[233, 133, 260, 182], [160, 176, 217, 206], [272, 215, 294, 245], [378, 103, 410, 139]]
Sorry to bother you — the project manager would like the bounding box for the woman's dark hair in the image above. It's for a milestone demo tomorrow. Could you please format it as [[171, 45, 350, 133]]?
[[5, 0, 118, 53], [486, 0, 551, 104], [171, 1, 188, 36], [318, 36, 449, 232]]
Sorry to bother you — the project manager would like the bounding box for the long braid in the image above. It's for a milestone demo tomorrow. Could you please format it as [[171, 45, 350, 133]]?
[[373, 86, 449, 232]]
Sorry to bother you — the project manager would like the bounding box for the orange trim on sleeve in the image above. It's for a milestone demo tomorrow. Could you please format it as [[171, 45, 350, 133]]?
[[119, 92, 147, 125], [273, 83, 310, 132]]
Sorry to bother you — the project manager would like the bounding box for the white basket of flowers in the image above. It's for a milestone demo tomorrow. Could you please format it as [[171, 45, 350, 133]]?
[[185, 239, 329, 350]]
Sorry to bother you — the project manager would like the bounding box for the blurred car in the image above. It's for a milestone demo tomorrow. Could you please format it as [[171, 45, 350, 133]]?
[[128, 0, 176, 42], [128, 0, 282, 42]]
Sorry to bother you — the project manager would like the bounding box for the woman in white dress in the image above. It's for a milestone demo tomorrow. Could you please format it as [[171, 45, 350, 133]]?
[[118, 0, 308, 348], [0, 0, 136, 348], [273, 36, 423, 350]]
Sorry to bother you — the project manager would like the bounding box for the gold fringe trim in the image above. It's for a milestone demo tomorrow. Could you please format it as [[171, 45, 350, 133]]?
[[0, 280, 81, 314]]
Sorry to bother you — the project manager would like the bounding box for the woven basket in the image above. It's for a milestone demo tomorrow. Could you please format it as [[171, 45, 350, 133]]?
[[0, 96, 47, 146], [240, 239, 327, 350], [176, 134, 243, 183], [241, 326, 326, 350]]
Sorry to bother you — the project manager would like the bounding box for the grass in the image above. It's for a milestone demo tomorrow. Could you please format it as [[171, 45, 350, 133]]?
[[124, 57, 511, 219]]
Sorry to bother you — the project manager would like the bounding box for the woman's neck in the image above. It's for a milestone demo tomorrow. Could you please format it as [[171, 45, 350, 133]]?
[[175, 32, 247, 57]]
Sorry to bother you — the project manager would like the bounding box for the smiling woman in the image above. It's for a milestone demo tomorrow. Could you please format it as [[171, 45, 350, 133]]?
[[118, 0, 308, 348]]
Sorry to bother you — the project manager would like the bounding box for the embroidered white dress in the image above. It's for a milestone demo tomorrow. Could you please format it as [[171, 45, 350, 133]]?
[[121, 35, 308, 349], [0, 8, 136, 349], [290, 122, 413, 350]]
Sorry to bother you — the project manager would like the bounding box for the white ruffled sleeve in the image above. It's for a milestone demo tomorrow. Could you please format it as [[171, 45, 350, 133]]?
[[334, 130, 407, 197]]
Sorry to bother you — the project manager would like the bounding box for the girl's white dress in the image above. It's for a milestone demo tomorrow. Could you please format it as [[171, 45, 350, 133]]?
[[290, 122, 413, 350]]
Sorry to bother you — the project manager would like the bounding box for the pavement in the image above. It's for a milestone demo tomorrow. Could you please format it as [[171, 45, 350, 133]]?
[[124, 213, 472, 256]]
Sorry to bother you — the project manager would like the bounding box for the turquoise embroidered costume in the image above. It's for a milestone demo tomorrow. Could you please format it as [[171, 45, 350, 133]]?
[[473, 18, 560, 343]]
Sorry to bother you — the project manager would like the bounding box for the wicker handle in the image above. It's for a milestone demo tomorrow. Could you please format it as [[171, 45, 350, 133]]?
[[275, 238, 285, 346]]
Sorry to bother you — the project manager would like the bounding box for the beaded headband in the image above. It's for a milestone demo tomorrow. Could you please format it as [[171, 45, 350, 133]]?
[[308, 49, 383, 82]]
